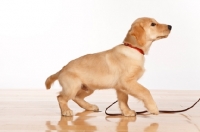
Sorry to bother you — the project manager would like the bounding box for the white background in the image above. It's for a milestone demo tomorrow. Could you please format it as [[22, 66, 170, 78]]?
[[0, 0, 200, 90]]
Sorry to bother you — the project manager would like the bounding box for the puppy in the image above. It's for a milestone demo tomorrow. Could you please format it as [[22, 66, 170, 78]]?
[[45, 17, 172, 116]]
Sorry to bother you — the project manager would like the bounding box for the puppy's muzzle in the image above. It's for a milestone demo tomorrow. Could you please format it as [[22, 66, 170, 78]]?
[[168, 25, 172, 30]]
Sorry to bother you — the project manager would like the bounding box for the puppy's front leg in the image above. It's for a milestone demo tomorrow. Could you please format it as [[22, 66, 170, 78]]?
[[122, 81, 159, 115], [116, 90, 136, 116]]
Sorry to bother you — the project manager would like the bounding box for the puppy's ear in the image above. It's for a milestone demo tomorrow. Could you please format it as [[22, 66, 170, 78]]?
[[123, 24, 146, 46]]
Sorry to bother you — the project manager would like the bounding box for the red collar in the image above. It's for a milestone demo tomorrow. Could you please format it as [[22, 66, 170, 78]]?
[[124, 43, 144, 55]]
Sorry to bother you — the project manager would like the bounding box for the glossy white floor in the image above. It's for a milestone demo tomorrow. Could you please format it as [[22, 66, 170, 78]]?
[[0, 89, 199, 132]]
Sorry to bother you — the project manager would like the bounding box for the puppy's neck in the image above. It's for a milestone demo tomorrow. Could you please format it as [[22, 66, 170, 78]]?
[[142, 41, 153, 55], [123, 36, 153, 55], [124, 43, 144, 55]]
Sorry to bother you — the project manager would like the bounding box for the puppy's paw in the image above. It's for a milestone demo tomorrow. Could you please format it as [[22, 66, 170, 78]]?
[[87, 104, 99, 112], [122, 109, 136, 117], [147, 105, 159, 115], [62, 110, 73, 116], [149, 109, 159, 115]]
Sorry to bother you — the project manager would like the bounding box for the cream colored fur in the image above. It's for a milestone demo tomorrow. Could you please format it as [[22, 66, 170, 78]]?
[[45, 17, 171, 116]]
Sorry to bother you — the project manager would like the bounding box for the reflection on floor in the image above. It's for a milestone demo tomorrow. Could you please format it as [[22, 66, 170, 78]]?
[[0, 89, 199, 132], [46, 111, 160, 132]]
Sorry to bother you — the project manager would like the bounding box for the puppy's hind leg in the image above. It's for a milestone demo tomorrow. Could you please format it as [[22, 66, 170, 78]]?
[[73, 88, 99, 112], [58, 73, 82, 116], [57, 94, 73, 116]]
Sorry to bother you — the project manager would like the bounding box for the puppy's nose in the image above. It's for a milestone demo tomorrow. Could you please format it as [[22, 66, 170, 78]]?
[[168, 25, 172, 30]]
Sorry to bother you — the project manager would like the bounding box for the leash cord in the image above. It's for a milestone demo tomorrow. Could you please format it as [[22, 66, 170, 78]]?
[[105, 98, 200, 116]]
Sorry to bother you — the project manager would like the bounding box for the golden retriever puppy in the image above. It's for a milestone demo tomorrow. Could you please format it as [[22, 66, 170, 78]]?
[[45, 17, 172, 116]]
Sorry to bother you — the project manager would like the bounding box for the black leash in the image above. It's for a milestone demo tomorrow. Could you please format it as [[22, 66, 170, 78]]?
[[105, 98, 200, 116]]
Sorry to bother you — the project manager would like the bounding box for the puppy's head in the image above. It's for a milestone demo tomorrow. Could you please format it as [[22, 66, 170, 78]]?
[[123, 17, 172, 47]]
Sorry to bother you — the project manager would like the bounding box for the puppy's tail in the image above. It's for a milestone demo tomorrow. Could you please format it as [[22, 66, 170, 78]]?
[[45, 70, 61, 89]]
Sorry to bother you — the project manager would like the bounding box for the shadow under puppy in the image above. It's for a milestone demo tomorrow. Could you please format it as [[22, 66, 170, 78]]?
[[45, 17, 172, 116]]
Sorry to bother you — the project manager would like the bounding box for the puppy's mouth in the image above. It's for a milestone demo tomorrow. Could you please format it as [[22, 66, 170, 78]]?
[[156, 35, 168, 39]]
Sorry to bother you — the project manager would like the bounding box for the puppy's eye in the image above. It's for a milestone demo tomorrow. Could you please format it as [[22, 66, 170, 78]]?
[[151, 23, 156, 26]]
